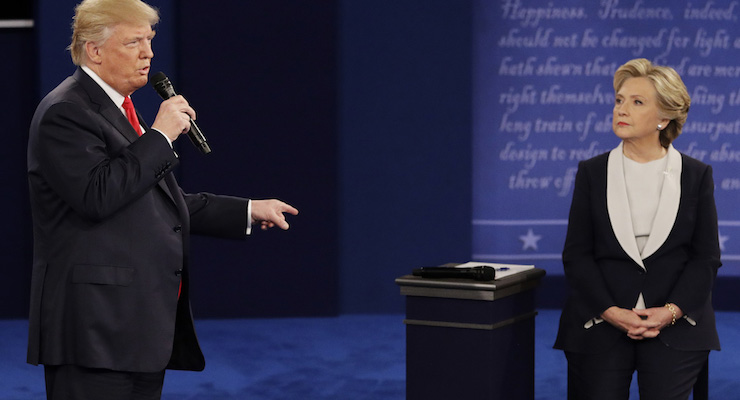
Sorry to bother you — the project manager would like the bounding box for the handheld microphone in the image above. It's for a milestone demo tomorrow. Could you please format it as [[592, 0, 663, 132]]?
[[412, 266, 495, 281], [150, 71, 211, 154]]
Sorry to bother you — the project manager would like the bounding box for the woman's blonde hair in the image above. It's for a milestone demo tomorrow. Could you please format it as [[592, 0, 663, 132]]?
[[613, 58, 690, 147], [68, 0, 159, 66]]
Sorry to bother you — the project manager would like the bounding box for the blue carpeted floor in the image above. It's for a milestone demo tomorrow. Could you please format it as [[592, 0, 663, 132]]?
[[2, 310, 740, 399]]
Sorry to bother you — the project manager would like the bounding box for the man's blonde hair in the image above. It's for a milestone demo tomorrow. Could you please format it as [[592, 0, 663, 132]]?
[[68, 0, 159, 66]]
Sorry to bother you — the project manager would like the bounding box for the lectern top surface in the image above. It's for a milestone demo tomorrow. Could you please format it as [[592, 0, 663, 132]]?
[[395, 267, 545, 292]]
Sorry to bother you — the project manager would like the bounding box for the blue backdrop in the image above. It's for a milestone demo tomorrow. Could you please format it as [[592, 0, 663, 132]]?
[[472, 0, 740, 278], [7, 1, 740, 318]]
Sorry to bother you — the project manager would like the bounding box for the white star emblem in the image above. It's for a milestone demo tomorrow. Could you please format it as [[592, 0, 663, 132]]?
[[520, 228, 542, 251], [719, 231, 729, 252]]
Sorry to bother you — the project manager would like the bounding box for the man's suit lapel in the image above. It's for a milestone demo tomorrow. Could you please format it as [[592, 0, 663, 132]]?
[[606, 143, 682, 268], [74, 68, 141, 144], [75, 68, 178, 205]]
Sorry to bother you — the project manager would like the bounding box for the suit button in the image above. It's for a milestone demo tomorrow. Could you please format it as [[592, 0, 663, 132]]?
[[175, 269, 183, 276], [173, 225, 182, 232]]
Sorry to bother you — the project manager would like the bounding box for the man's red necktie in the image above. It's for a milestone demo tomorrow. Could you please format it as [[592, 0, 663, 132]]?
[[122, 96, 143, 136]]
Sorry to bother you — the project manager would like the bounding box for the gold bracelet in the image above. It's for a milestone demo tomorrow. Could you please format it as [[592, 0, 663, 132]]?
[[665, 303, 677, 326]]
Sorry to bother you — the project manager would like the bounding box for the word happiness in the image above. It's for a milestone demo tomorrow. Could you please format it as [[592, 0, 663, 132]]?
[[500, 0, 737, 28]]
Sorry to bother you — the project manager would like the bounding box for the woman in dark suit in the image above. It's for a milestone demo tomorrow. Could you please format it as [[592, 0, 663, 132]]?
[[554, 58, 721, 400]]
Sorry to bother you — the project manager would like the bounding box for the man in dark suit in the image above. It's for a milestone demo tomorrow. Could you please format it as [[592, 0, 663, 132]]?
[[26, 1, 298, 398]]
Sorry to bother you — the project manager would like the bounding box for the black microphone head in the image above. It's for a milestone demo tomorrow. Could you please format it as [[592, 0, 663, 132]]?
[[411, 266, 495, 281], [150, 71, 176, 99], [474, 266, 495, 281], [151, 71, 167, 85]]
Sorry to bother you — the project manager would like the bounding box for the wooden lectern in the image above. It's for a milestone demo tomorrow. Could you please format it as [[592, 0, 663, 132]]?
[[396, 266, 546, 400]]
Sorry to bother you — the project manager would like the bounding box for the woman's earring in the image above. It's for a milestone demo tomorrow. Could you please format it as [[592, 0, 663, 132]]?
[[657, 124, 663, 130]]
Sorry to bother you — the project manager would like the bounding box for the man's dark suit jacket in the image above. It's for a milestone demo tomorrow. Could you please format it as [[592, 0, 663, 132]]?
[[554, 143, 721, 354], [27, 68, 249, 372]]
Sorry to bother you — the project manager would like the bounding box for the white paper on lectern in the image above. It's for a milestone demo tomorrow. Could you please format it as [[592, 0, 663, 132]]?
[[454, 261, 534, 280]]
